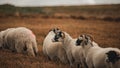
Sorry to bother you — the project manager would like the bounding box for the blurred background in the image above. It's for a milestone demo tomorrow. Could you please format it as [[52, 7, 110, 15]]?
[[0, 0, 120, 68], [0, 0, 120, 21]]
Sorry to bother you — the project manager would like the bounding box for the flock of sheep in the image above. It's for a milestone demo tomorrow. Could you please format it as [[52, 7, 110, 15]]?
[[43, 28, 120, 68], [0, 27, 120, 68]]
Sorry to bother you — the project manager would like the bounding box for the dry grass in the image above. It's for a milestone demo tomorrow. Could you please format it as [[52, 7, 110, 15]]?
[[0, 16, 120, 68]]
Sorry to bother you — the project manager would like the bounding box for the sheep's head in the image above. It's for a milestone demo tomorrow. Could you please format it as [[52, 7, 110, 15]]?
[[52, 31, 65, 42], [76, 34, 93, 47], [106, 50, 120, 64], [49, 28, 61, 34], [76, 35, 84, 46]]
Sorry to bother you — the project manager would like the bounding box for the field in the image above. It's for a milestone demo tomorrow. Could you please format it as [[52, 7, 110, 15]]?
[[0, 4, 120, 68]]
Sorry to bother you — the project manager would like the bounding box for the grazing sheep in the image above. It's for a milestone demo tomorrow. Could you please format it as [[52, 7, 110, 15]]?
[[43, 28, 68, 64], [76, 34, 120, 68], [4, 27, 38, 56], [52, 31, 87, 68]]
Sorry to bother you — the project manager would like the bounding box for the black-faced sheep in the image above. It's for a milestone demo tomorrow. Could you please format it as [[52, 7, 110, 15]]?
[[43, 28, 68, 64], [76, 34, 120, 68], [52, 31, 88, 68]]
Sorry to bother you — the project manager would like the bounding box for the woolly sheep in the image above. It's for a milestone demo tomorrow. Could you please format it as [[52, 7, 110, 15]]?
[[43, 28, 68, 64], [4, 27, 38, 56], [76, 34, 120, 68], [52, 31, 87, 68]]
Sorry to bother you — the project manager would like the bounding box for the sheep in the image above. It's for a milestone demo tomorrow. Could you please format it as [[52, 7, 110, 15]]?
[[75, 34, 120, 68], [42, 28, 68, 64], [4, 27, 38, 56], [52, 31, 88, 68]]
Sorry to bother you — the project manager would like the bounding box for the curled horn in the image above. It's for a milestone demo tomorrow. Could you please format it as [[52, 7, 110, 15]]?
[[49, 28, 60, 34], [62, 32, 65, 39], [86, 34, 93, 41]]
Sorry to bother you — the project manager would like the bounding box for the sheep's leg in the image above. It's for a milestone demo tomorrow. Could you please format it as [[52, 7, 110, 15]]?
[[47, 56, 51, 60], [25, 41, 35, 56], [58, 49, 68, 64], [86, 60, 94, 68], [15, 41, 24, 53], [31, 40, 38, 56], [27, 45, 35, 56], [67, 53, 74, 68], [83, 61, 88, 68], [81, 59, 88, 68], [8, 39, 16, 52]]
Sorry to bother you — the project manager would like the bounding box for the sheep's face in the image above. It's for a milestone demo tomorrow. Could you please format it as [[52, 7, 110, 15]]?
[[76, 34, 93, 48], [52, 31, 65, 42], [49, 28, 61, 34], [76, 35, 84, 46], [106, 51, 120, 64]]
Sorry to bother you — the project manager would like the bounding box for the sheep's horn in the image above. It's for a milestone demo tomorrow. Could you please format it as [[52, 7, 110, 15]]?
[[86, 34, 93, 41], [62, 32, 65, 39]]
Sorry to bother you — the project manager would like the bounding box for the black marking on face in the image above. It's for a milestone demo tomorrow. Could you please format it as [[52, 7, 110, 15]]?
[[54, 31, 63, 42], [76, 38, 83, 46], [106, 51, 120, 64], [54, 35, 59, 42]]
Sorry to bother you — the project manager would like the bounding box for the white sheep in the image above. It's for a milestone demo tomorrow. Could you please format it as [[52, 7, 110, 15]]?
[[43, 28, 68, 64], [4, 27, 38, 56], [76, 34, 120, 68], [52, 31, 87, 68]]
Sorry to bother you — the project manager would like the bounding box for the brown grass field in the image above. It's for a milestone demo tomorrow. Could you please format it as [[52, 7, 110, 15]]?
[[0, 4, 120, 68]]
